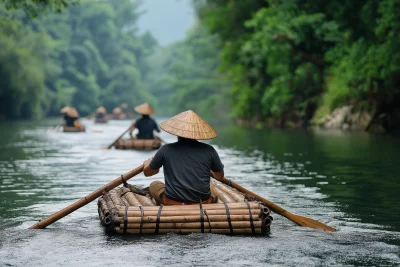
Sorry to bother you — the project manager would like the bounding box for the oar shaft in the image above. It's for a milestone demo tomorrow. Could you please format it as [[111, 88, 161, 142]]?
[[107, 126, 132, 149], [29, 165, 144, 229], [219, 177, 287, 215]]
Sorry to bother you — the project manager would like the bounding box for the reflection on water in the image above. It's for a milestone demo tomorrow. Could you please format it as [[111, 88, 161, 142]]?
[[0, 119, 399, 266]]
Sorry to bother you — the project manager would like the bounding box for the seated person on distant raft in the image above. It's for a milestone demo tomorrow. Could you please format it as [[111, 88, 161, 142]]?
[[65, 108, 81, 128], [129, 102, 160, 140], [143, 110, 224, 205], [95, 106, 106, 119]]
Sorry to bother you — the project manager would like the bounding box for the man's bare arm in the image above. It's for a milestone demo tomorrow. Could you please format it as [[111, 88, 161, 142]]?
[[211, 170, 224, 180], [143, 158, 159, 177]]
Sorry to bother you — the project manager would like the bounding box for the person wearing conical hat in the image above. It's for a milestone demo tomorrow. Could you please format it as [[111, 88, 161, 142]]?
[[143, 110, 225, 205], [64, 108, 80, 127], [112, 107, 126, 120], [95, 106, 107, 123], [129, 102, 160, 139]]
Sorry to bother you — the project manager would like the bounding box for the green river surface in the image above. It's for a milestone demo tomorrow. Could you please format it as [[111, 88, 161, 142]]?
[[0, 119, 399, 266]]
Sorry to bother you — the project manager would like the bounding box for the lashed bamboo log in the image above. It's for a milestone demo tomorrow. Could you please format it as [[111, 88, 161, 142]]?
[[109, 192, 125, 208], [213, 181, 245, 202], [98, 198, 111, 217], [104, 214, 112, 225], [120, 221, 263, 229], [98, 208, 106, 226], [210, 184, 234, 203], [118, 209, 261, 217], [123, 192, 142, 206], [115, 228, 262, 234], [126, 202, 259, 211], [135, 194, 156, 206], [123, 214, 256, 223]]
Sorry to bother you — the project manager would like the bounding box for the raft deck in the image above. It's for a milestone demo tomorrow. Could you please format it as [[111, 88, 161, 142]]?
[[98, 180, 272, 235], [114, 138, 162, 150]]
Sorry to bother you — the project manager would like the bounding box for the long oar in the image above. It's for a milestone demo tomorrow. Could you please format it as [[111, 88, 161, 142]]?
[[213, 175, 336, 232], [105, 126, 131, 149], [29, 164, 144, 229]]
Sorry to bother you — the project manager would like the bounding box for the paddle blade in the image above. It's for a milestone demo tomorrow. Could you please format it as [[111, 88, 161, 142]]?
[[216, 176, 337, 232], [286, 213, 336, 232]]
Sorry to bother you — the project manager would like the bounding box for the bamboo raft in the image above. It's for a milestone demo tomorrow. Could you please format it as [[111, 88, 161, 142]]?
[[114, 137, 162, 150], [63, 126, 86, 132], [98, 180, 273, 235]]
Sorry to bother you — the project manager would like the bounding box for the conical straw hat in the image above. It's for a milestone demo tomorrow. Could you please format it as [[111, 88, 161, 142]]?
[[67, 108, 79, 118], [160, 110, 218, 140], [113, 107, 122, 114], [134, 102, 154, 115], [96, 106, 106, 113], [60, 106, 70, 113]]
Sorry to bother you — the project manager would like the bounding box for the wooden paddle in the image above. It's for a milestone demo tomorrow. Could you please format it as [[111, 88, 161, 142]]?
[[104, 126, 131, 149], [29, 164, 144, 229], [212, 174, 336, 232]]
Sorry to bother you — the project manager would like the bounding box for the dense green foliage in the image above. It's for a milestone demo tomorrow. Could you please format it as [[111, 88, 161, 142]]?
[[2, 0, 399, 127], [0, 0, 156, 119], [192, 0, 400, 126], [3, 0, 77, 17]]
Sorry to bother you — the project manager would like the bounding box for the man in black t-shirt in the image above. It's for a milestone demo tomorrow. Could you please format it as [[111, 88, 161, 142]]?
[[143, 110, 225, 205], [129, 103, 160, 139]]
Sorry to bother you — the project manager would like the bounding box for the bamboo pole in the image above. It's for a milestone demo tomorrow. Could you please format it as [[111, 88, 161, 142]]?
[[126, 202, 259, 211], [213, 181, 245, 202], [123, 192, 142, 206], [124, 214, 256, 223], [109, 192, 125, 208], [29, 165, 144, 229], [135, 194, 156, 206], [115, 228, 262, 235], [210, 184, 235, 203], [118, 209, 261, 217], [121, 221, 263, 229], [98, 198, 111, 217], [98, 208, 106, 226]]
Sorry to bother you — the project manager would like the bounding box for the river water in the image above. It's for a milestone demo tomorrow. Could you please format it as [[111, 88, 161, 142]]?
[[0, 119, 399, 266]]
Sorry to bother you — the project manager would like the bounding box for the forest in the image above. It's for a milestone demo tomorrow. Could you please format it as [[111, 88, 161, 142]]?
[[1, 0, 399, 131], [0, 0, 156, 118]]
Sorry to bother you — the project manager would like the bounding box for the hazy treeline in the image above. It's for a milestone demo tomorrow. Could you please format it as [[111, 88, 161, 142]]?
[[1, 0, 399, 127], [0, 0, 156, 119]]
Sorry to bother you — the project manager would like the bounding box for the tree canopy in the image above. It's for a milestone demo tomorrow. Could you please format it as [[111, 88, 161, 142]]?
[[0, 0, 156, 119]]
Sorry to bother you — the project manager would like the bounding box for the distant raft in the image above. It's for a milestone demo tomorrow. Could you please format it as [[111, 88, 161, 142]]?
[[114, 137, 162, 150], [98, 180, 273, 235], [94, 117, 108, 124], [63, 126, 86, 132]]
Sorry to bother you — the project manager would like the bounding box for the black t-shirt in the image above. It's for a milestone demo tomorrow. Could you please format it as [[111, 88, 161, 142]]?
[[96, 113, 105, 119], [134, 116, 160, 139], [150, 138, 224, 202], [64, 116, 77, 127]]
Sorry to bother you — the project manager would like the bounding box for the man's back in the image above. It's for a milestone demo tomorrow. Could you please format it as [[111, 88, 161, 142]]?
[[150, 138, 224, 202], [135, 116, 159, 139]]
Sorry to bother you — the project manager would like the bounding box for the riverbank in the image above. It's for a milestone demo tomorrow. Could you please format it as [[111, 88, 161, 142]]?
[[237, 105, 400, 134]]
